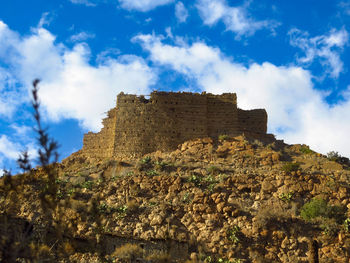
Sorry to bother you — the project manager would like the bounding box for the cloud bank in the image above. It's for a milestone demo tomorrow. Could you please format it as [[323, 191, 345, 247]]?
[[196, 0, 279, 38], [0, 21, 156, 132], [118, 0, 174, 12], [289, 27, 349, 78], [134, 33, 350, 157]]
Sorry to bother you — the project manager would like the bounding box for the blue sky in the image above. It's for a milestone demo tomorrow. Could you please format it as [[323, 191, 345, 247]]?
[[1, 0, 350, 174]]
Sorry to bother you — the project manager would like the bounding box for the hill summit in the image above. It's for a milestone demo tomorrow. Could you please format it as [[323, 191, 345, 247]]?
[[1, 92, 350, 263]]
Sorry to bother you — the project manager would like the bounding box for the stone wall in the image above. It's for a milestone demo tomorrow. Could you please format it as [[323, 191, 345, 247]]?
[[238, 108, 267, 134], [81, 91, 269, 159], [82, 108, 117, 158]]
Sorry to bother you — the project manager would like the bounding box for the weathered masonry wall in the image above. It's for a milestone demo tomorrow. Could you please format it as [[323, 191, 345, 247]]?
[[82, 108, 117, 158], [113, 92, 209, 158], [82, 91, 268, 159], [238, 109, 267, 134]]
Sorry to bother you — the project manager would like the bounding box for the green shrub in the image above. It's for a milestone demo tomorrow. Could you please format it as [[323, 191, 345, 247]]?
[[204, 174, 218, 193], [81, 180, 94, 189], [227, 225, 240, 244], [327, 151, 341, 162], [140, 156, 152, 164], [279, 192, 293, 202], [182, 192, 192, 204], [146, 169, 159, 176], [327, 151, 350, 165], [188, 174, 202, 187], [321, 219, 339, 236], [300, 198, 346, 223], [300, 199, 328, 221], [138, 156, 153, 171], [300, 145, 314, 154], [154, 161, 171, 171], [281, 162, 301, 173], [98, 202, 108, 213]]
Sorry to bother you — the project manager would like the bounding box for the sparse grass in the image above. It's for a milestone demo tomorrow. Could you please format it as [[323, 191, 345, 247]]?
[[252, 139, 264, 148], [146, 251, 170, 262], [112, 243, 143, 260], [218, 134, 229, 141], [207, 165, 220, 175], [147, 201, 158, 207], [281, 162, 301, 174], [300, 145, 314, 154]]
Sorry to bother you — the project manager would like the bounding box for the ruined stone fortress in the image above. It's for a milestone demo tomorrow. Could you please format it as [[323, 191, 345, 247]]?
[[82, 91, 270, 159]]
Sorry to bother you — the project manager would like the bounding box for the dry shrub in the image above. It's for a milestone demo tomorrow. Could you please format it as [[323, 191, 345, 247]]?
[[146, 251, 170, 262], [127, 199, 139, 213], [254, 205, 292, 230], [112, 243, 143, 260], [184, 259, 200, 263], [63, 241, 75, 255], [29, 243, 54, 260]]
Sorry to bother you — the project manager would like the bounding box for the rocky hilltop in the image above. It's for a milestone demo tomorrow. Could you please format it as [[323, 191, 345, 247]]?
[[1, 91, 350, 263], [1, 135, 350, 262]]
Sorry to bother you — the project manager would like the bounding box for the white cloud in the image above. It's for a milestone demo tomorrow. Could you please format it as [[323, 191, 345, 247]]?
[[339, 1, 350, 15], [69, 0, 97, 7], [69, 31, 96, 42], [38, 12, 53, 28], [289, 27, 349, 78], [0, 135, 21, 160], [0, 134, 37, 171], [135, 33, 350, 157], [118, 0, 174, 12], [10, 124, 32, 136], [69, 0, 175, 10], [196, 0, 279, 38], [0, 69, 22, 117], [175, 2, 188, 23], [0, 21, 156, 131]]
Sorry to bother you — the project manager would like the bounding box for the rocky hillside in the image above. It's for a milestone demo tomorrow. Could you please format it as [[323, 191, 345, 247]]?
[[1, 135, 350, 262]]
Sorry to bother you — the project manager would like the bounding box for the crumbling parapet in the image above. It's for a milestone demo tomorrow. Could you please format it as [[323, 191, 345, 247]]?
[[81, 91, 270, 159]]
